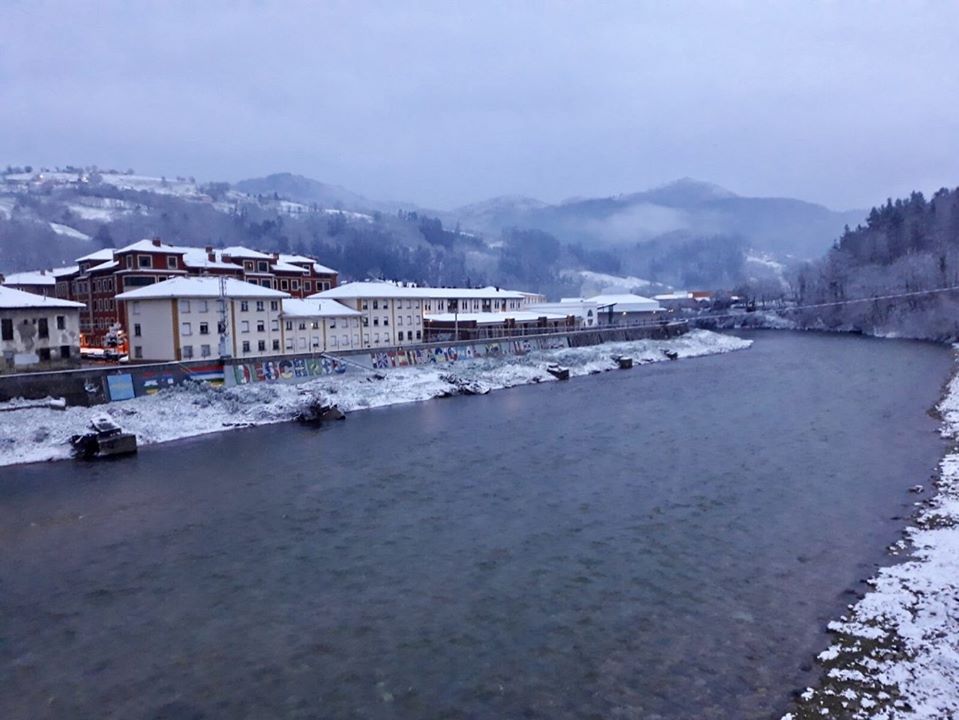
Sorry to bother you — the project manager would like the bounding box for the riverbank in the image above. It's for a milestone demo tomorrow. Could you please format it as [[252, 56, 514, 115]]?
[[0, 329, 750, 468], [786, 348, 959, 719]]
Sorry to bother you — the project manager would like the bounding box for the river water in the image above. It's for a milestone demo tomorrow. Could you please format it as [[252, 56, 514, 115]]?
[[0, 332, 951, 720]]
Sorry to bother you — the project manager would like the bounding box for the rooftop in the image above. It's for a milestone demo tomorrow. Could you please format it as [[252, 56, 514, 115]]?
[[586, 293, 662, 312], [116, 276, 290, 300], [280, 298, 363, 318], [115, 239, 186, 255], [426, 311, 569, 325], [0, 285, 85, 309], [312, 281, 527, 300], [1, 270, 57, 286]]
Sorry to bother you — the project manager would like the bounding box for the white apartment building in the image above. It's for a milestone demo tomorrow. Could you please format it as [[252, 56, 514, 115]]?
[[311, 281, 532, 348], [117, 277, 289, 361], [0, 286, 84, 373], [280, 298, 363, 353]]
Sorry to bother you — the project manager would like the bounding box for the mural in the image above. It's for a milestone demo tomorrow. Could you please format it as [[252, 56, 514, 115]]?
[[231, 356, 346, 385], [103, 361, 225, 401]]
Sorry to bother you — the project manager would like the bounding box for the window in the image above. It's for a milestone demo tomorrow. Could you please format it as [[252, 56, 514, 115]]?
[[180, 299, 191, 313], [201, 344, 211, 357], [397, 316, 403, 326], [138, 254, 152, 268], [311, 321, 319, 329], [362, 317, 369, 327], [329, 335, 338, 347], [304, 281, 312, 292], [297, 322, 306, 331], [181, 322, 192, 336], [240, 301, 249, 312], [257, 321, 265, 332], [271, 320, 279, 331], [198, 300, 208, 313], [272, 339, 280, 351], [407, 300, 412, 309], [383, 318, 389, 326], [257, 340, 266, 351], [291, 280, 300, 290], [270, 301, 278, 311], [416, 330, 421, 339], [134, 323, 141, 337], [361, 301, 368, 310], [373, 318, 379, 327], [166, 256, 177, 269], [407, 315, 412, 325], [199, 322, 209, 335], [126, 256, 133, 269], [257, 261, 269, 273], [311, 336, 320, 348], [285, 338, 294, 350], [2, 318, 13, 340], [256, 301, 264, 312], [242, 341, 251, 353], [298, 337, 306, 349], [374, 332, 380, 343], [38, 347, 51, 361], [328, 319, 336, 328], [372, 300, 379, 310], [181, 345, 194, 359], [240, 320, 250, 333], [285, 320, 293, 331], [134, 345, 143, 359], [38, 318, 49, 339], [341, 334, 348, 346], [60, 345, 71, 359], [398, 331, 404, 341]]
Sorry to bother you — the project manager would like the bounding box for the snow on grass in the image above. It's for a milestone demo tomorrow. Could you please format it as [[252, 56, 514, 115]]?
[[48, 222, 91, 241], [787, 349, 959, 719], [0, 329, 749, 468]]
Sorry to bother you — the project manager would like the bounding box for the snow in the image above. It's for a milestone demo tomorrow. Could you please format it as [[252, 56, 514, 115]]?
[[313, 282, 526, 301], [1, 270, 56, 286], [116, 276, 289, 300], [48, 222, 91, 241], [787, 348, 959, 719], [0, 329, 750, 468], [0, 196, 15, 218], [66, 204, 121, 221], [586, 293, 663, 312], [281, 298, 362, 317], [0, 285, 84, 308], [426, 311, 569, 324]]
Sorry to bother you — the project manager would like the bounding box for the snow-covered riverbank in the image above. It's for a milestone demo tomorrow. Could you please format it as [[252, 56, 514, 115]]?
[[787, 351, 959, 719], [0, 329, 750, 468]]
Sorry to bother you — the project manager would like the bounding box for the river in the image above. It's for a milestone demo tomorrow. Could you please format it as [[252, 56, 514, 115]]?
[[0, 331, 951, 719]]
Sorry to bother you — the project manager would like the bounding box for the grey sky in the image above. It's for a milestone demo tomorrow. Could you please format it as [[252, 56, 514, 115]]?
[[2, 1, 957, 210]]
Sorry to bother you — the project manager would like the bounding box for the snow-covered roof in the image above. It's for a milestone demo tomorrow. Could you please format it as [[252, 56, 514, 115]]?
[[2, 270, 57, 286], [426, 311, 569, 325], [653, 292, 692, 301], [312, 281, 527, 301], [52, 265, 79, 278], [76, 248, 116, 263], [280, 298, 362, 318], [87, 260, 119, 273], [117, 276, 290, 300], [0, 285, 84, 309], [115, 239, 187, 254], [278, 253, 314, 264], [220, 246, 274, 260], [271, 261, 309, 274], [313, 262, 337, 275], [179, 247, 244, 271], [587, 293, 662, 312]]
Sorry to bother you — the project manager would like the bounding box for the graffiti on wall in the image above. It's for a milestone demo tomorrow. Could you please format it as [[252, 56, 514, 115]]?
[[103, 362, 225, 402], [369, 336, 570, 369], [231, 356, 346, 385]]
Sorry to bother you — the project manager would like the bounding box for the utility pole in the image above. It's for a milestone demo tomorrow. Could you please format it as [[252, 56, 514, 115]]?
[[217, 276, 231, 358]]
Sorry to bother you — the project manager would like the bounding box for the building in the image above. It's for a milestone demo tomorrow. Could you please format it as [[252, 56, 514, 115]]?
[[530, 299, 601, 328], [311, 281, 533, 348], [584, 294, 664, 326], [423, 310, 572, 342], [280, 298, 363, 353], [0, 286, 84, 373], [49, 239, 339, 347], [0, 269, 60, 297], [116, 277, 289, 361]]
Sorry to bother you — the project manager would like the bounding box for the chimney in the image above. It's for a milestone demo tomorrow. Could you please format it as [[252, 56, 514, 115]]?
[[208, 251, 216, 262], [204, 245, 213, 254], [152, 237, 162, 247]]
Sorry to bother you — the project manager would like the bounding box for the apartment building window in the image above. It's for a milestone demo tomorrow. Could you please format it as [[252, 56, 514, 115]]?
[[271, 320, 279, 331], [407, 315, 412, 325], [298, 337, 306, 349], [257, 261, 269, 272], [311, 321, 319, 329], [304, 281, 312, 292], [1, 319, 12, 341], [397, 316, 403, 326], [285, 320, 293, 331], [398, 331, 404, 341], [126, 256, 134, 269], [311, 337, 320, 348], [134, 346, 143, 359], [256, 301, 264, 312], [272, 339, 280, 351], [361, 301, 368, 310], [56, 315, 65, 330], [270, 301, 278, 311], [291, 280, 300, 290], [60, 345, 71, 359], [240, 320, 250, 333], [297, 321, 306, 331], [362, 317, 369, 327], [373, 318, 379, 327], [257, 321, 265, 332], [134, 323, 141, 337], [372, 300, 379, 310], [240, 301, 249, 312], [285, 338, 294, 350], [198, 300, 208, 313], [38, 348, 51, 361], [182, 345, 194, 359], [261, 280, 272, 288], [407, 300, 412, 308], [38, 318, 49, 339], [180, 299, 191, 313], [416, 330, 421, 339], [280, 279, 289, 290], [181, 322, 192, 336], [329, 335, 338, 347], [199, 322, 209, 335], [201, 344, 211, 357], [242, 341, 251, 353], [374, 333, 380, 343], [258, 340, 266, 351], [166, 256, 177, 269], [138, 255, 152, 268], [383, 318, 389, 326], [341, 334, 348, 346], [328, 319, 336, 328]]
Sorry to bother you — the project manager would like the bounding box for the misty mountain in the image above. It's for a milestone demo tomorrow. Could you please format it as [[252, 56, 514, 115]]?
[[449, 178, 866, 260], [233, 173, 407, 214]]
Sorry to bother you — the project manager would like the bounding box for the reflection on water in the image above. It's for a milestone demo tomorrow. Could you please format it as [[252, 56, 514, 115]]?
[[0, 332, 950, 719]]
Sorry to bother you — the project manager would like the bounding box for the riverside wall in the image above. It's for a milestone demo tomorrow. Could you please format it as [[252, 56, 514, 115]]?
[[0, 321, 687, 405]]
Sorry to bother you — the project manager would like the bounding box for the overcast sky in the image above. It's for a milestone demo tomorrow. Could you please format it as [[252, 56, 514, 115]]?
[[2, 1, 957, 210]]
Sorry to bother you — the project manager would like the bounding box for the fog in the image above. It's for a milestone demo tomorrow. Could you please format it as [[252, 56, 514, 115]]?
[[1, 1, 957, 209]]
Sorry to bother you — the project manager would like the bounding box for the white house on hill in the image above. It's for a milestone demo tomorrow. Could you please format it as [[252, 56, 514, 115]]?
[[1, 286, 84, 373]]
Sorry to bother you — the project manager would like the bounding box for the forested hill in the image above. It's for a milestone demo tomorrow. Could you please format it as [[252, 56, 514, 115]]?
[[796, 186, 959, 339]]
